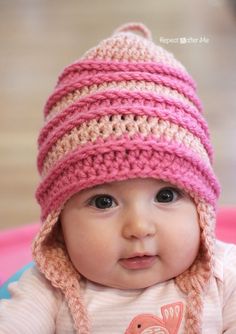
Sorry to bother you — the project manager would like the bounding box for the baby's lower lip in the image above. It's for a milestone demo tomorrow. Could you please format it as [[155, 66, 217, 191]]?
[[119, 255, 157, 270]]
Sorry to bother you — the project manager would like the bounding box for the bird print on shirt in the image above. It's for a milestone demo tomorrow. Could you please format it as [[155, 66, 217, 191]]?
[[124, 302, 184, 334]]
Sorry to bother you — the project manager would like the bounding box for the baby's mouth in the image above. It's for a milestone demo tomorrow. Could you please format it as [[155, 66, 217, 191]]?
[[119, 254, 157, 270]]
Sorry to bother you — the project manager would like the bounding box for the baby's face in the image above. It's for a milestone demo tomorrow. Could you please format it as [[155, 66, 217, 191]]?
[[60, 178, 200, 289]]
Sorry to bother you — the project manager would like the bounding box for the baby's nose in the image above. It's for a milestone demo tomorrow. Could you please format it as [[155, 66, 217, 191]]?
[[122, 207, 156, 240]]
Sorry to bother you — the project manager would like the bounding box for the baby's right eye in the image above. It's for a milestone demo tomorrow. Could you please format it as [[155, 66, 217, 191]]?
[[88, 195, 117, 209]]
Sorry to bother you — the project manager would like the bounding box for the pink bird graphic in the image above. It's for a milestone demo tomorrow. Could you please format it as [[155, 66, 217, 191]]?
[[124, 302, 184, 334]]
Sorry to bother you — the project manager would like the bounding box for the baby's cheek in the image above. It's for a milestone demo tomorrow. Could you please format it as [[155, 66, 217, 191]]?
[[75, 232, 115, 262], [162, 225, 199, 263], [178, 234, 199, 268]]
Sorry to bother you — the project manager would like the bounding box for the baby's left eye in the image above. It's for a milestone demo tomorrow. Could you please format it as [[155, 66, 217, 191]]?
[[155, 187, 181, 203], [89, 195, 117, 209]]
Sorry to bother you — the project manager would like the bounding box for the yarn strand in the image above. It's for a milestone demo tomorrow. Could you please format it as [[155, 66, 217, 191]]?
[[114, 22, 152, 40]]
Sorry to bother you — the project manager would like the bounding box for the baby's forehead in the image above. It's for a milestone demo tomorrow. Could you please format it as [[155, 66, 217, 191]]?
[[79, 178, 179, 193]]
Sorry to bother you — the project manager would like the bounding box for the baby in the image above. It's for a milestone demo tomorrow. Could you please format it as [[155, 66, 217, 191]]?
[[0, 23, 236, 334]]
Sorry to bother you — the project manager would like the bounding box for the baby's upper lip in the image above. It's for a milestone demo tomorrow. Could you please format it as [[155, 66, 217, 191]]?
[[123, 252, 156, 259]]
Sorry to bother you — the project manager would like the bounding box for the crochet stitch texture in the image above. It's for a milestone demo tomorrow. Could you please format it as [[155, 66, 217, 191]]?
[[33, 23, 220, 334]]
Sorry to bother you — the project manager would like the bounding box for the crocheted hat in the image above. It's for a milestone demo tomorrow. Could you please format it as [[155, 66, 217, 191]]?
[[33, 23, 220, 334]]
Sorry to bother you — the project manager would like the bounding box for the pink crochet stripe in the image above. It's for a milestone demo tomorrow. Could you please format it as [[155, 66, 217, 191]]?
[[36, 139, 220, 219], [38, 115, 212, 176], [40, 91, 208, 144], [39, 137, 218, 196], [56, 60, 196, 90], [42, 130, 211, 177], [44, 72, 202, 117], [37, 97, 212, 174], [47, 81, 197, 122]]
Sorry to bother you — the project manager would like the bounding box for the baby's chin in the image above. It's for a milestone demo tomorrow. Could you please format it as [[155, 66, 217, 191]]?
[[79, 266, 178, 290], [84, 276, 167, 290], [108, 282, 158, 290]]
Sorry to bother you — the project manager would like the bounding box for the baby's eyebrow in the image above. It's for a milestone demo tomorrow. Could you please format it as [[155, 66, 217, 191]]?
[[75, 184, 113, 199], [90, 183, 113, 191]]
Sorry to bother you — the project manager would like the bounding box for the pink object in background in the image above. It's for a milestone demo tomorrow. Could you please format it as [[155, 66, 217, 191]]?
[[216, 206, 236, 243], [0, 207, 235, 285], [0, 223, 39, 285]]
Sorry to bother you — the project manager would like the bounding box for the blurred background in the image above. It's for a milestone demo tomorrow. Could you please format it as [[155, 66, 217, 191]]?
[[0, 0, 235, 230]]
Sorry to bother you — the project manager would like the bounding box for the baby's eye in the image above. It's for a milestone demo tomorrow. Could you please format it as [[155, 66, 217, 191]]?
[[88, 195, 117, 209], [155, 187, 181, 203]]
